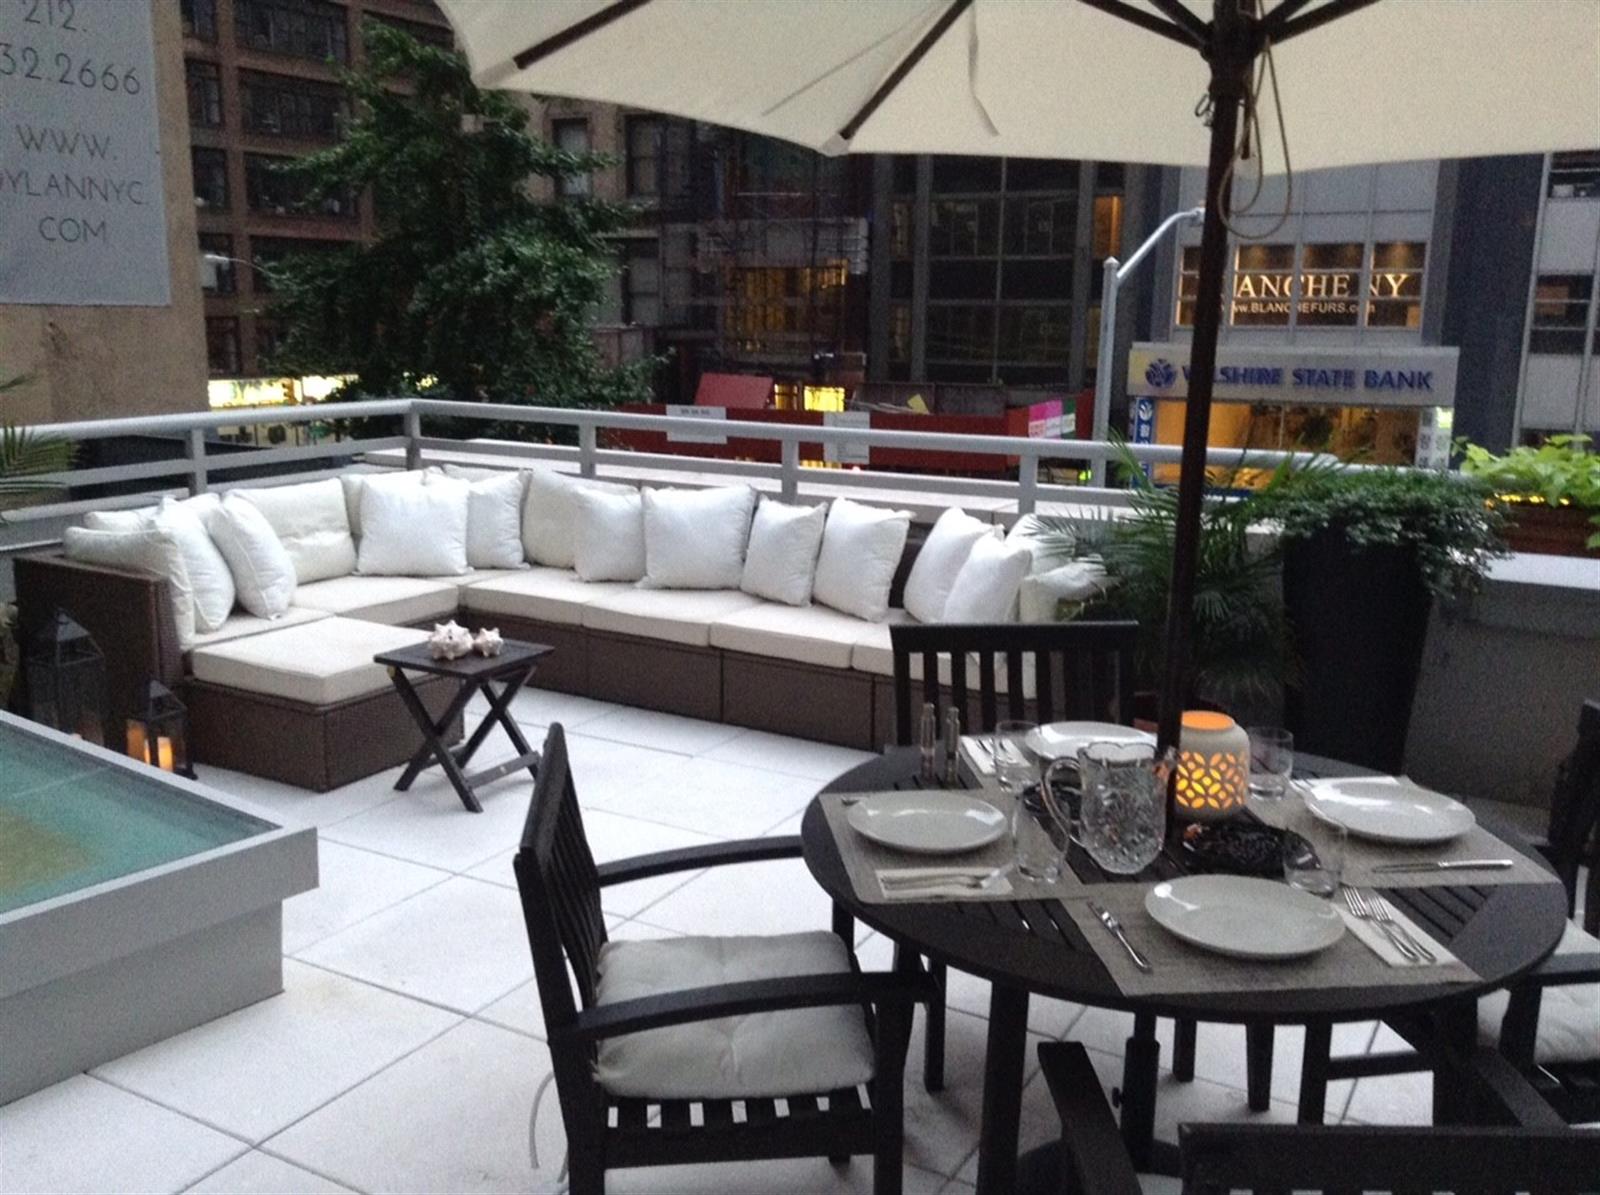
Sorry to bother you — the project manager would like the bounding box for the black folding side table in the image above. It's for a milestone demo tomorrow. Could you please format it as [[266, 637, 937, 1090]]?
[[374, 639, 553, 812]]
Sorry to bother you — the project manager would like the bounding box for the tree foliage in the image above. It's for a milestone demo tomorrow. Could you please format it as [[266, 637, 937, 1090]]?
[[264, 23, 653, 406]]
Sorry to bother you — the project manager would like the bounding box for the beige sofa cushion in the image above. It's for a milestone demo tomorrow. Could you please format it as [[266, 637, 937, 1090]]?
[[187, 606, 332, 655], [291, 575, 460, 625], [583, 589, 763, 648], [709, 603, 880, 669], [847, 609, 915, 676], [462, 567, 633, 626], [190, 617, 428, 706]]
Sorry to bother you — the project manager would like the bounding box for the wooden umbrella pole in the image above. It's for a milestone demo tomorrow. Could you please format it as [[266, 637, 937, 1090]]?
[[1154, 0, 1257, 757]]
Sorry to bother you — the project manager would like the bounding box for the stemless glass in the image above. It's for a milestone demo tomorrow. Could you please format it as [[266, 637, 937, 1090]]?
[[991, 721, 1058, 882], [1076, 741, 1173, 876], [1247, 727, 1295, 800]]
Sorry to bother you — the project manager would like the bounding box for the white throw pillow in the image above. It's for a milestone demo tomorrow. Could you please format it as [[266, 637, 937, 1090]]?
[[641, 485, 757, 590], [64, 525, 199, 649], [523, 468, 637, 568], [943, 534, 1033, 623], [572, 487, 646, 582], [340, 470, 425, 540], [428, 468, 525, 570], [1019, 560, 1111, 623], [812, 498, 911, 623], [902, 508, 992, 623], [740, 499, 827, 606], [358, 474, 470, 576], [152, 497, 235, 632], [238, 478, 356, 583], [205, 494, 297, 618]]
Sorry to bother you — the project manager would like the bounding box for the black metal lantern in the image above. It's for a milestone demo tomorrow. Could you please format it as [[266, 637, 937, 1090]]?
[[26, 611, 107, 745], [126, 680, 194, 778]]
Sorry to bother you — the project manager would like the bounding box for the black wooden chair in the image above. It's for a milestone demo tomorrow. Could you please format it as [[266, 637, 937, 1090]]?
[[1020, 1039, 1600, 1195], [514, 723, 937, 1194], [884, 620, 1138, 1091]]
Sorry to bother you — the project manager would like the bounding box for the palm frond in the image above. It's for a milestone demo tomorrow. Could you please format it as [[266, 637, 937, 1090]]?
[[0, 422, 73, 509]]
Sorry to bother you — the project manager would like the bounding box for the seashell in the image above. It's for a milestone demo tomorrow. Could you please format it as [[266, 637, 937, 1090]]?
[[472, 627, 504, 657]]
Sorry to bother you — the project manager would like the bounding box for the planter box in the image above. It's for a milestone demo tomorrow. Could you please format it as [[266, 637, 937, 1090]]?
[[1501, 503, 1600, 558]]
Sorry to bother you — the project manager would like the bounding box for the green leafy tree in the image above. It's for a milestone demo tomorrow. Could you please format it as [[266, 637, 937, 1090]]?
[[264, 23, 652, 407]]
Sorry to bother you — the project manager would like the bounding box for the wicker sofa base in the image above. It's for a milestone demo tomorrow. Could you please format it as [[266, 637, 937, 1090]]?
[[184, 674, 464, 793]]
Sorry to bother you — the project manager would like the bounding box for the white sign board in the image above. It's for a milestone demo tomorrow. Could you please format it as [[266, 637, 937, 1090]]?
[[1127, 342, 1458, 409], [824, 410, 870, 465], [665, 404, 728, 444], [0, 0, 171, 305]]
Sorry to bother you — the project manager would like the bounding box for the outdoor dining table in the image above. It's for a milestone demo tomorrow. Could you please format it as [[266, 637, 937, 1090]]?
[[802, 745, 1571, 1194]]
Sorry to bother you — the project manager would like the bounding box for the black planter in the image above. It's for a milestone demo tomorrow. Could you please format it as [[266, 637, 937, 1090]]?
[[1281, 529, 1434, 774]]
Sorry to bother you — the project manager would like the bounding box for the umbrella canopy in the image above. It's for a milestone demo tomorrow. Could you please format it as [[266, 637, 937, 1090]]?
[[436, 0, 1600, 754]]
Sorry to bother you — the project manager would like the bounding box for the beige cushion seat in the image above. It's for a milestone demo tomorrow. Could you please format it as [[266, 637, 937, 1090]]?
[[582, 589, 763, 648], [593, 931, 875, 1099], [462, 567, 633, 626], [710, 602, 884, 669], [185, 606, 332, 656], [1478, 921, 1600, 1063], [189, 616, 429, 705], [291, 575, 460, 625]]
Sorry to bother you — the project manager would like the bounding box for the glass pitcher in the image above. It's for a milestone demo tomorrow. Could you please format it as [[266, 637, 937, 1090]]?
[[1044, 740, 1174, 876]]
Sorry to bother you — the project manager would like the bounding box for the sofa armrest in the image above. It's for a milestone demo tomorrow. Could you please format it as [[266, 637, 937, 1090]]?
[[12, 553, 183, 732]]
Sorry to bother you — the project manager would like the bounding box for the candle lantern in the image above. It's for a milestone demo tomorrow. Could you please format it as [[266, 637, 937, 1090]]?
[[1174, 710, 1249, 822], [26, 611, 107, 745], [126, 680, 194, 778]]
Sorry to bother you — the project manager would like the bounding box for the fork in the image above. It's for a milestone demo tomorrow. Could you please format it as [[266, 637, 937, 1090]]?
[[880, 871, 998, 891], [1342, 886, 1422, 962], [1366, 891, 1437, 963]]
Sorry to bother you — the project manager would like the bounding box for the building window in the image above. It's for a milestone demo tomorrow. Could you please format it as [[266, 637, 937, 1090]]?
[[888, 303, 911, 363], [1529, 274, 1594, 354], [1366, 242, 1426, 328], [930, 199, 1000, 257], [363, 13, 453, 50], [245, 152, 356, 218], [1002, 197, 1073, 257], [926, 305, 995, 363], [200, 233, 235, 295], [552, 119, 591, 199], [181, 0, 218, 42], [250, 235, 342, 293], [235, 0, 349, 64], [191, 147, 230, 211], [625, 116, 662, 199], [1297, 242, 1363, 328], [240, 71, 345, 139], [1229, 244, 1297, 326], [1176, 245, 1202, 327], [1549, 150, 1600, 199], [186, 60, 223, 128], [1092, 194, 1123, 260], [998, 306, 1070, 362], [622, 242, 660, 325], [206, 317, 242, 375]]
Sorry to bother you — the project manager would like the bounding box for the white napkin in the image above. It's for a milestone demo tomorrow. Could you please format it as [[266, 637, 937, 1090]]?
[[1337, 903, 1458, 968], [876, 866, 1012, 902], [960, 735, 996, 777]]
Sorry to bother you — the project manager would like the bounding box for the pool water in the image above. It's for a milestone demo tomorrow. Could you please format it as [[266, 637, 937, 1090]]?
[[0, 723, 271, 915]]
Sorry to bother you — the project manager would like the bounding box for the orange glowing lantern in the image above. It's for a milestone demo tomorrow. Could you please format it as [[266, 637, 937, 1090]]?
[[1174, 710, 1249, 821]]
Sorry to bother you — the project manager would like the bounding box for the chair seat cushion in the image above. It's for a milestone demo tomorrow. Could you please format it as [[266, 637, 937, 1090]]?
[[189, 616, 429, 706], [593, 931, 876, 1100], [186, 606, 332, 656], [1479, 921, 1600, 1063], [291, 575, 461, 625], [461, 567, 634, 626], [847, 610, 916, 676], [709, 602, 880, 669], [583, 589, 763, 648]]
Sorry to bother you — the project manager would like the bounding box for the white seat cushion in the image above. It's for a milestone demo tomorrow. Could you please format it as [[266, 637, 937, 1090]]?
[[291, 575, 460, 625], [848, 609, 916, 676], [186, 606, 332, 655], [189, 617, 428, 706], [710, 603, 880, 669], [583, 589, 763, 648], [462, 567, 633, 626], [1479, 921, 1600, 1064], [593, 931, 875, 1100]]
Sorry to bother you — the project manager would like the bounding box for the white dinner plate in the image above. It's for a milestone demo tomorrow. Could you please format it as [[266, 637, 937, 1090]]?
[[846, 792, 1007, 855], [1302, 777, 1476, 845], [1145, 875, 1346, 960], [1025, 721, 1155, 761]]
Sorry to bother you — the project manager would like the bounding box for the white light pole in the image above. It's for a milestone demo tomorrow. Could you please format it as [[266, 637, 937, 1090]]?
[[1089, 205, 1204, 486]]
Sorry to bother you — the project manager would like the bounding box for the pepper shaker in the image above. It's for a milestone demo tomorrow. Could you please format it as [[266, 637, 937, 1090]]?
[[918, 701, 937, 783], [943, 706, 963, 783]]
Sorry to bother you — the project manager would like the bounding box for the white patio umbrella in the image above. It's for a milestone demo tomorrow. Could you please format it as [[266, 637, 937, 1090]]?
[[437, 0, 1600, 753]]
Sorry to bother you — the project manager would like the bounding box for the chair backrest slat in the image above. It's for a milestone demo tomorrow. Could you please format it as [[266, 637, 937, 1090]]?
[[1033, 651, 1055, 726]]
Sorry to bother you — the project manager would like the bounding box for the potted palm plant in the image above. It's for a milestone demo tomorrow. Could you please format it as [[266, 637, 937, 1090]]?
[[1459, 435, 1600, 557]]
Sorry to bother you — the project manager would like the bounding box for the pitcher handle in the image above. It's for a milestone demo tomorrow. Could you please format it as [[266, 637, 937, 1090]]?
[[1041, 757, 1083, 846]]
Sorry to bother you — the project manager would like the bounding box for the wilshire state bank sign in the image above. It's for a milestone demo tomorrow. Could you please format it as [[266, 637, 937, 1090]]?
[[1128, 342, 1459, 409], [0, 0, 171, 306]]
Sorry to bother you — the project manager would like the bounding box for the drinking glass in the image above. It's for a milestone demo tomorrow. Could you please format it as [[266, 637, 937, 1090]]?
[[1076, 741, 1173, 876], [1282, 817, 1347, 898], [992, 721, 1058, 882], [1247, 727, 1295, 800]]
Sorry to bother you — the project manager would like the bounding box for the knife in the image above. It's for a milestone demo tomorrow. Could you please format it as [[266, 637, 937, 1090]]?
[[1371, 859, 1514, 873], [1088, 900, 1151, 971]]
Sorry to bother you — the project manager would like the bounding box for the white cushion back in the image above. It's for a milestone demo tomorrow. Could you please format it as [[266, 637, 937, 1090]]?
[[64, 525, 199, 648], [357, 474, 470, 577], [152, 496, 235, 632], [740, 498, 827, 606], [641, 485, 756, 590], [205, 494, 297, 619], [523, 469, 636, 568], [943, 533, 1033, 623], [811, 498, 911, 623], [902, 507, 991, 623], [428, 468, 525, 570], [238, 478, 356, 583], [340, 470, 424, 539], [572, 487, 646, 582]]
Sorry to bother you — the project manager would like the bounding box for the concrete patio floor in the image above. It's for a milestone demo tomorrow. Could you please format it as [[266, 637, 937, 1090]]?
[[0, 687, 1429, 1194]]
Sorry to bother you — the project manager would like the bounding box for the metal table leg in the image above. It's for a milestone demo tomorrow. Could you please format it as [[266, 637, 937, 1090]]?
[[1119, 1012, 1162, 1170]]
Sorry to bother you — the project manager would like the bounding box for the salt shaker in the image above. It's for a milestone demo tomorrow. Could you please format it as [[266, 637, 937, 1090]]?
[[918, 701, 937, 783], [943, 706, 963, 783]]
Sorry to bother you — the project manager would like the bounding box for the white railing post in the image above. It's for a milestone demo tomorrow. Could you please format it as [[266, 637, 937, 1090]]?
[[185, 427, 208, 495], [403, 406, 422, 471], [578, 423, 598, 478], [780, 439, 800, 502], [1017, 452, 1039, 515]]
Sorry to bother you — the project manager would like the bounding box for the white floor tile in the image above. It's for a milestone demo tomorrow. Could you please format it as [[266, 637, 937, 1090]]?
[[267, 1020, 565, 1195], [322, 776, 536, 872], [582, 754, 820, 839], [702, 730, 876, 782], [474, 980, 544, 1039], [580, 705, 746, 756], [0, 1076, 245, 1195], [296, 876, 533, 1014], [93, 960, 459, 1143], [283, 841, 451, 954], [185, 1151, 352, 1194], [503, 686, 619, 730]]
